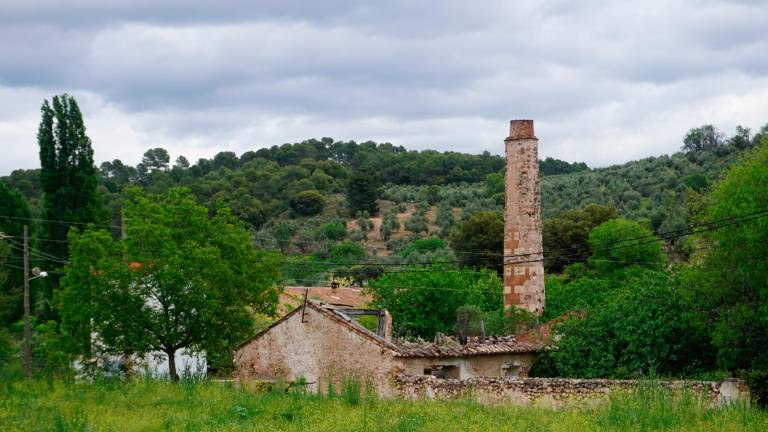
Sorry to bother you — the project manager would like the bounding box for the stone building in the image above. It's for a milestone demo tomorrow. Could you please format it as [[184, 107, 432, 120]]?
[[235, 120, 548, 395], [504, 120, 546, 315], [234, 301, 542, 396]]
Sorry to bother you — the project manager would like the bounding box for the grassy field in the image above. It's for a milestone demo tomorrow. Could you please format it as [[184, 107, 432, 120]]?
[[0, 378, 766, 431]]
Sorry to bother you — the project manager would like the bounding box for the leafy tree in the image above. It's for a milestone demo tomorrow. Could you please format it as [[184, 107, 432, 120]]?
[[400, 237, 447, 258], [212, 151, 239, 170], [682, 173, 708, 192], [404, 212, 428, 235], [542, 204, 618, 272], [328, 241, 365, 265], [321, 221, 347, 241], [435, 203, 455, 237], [346, 168, 380, 216], [544, 271, 713, 378], [367, 268, 502, 339], [425, 185, 440, 205], [58, 188, 282, 380], [99, 159, 137, 191], [482, 173, 504, 198], [752, 123, 768, 147], [138, 148, 171, 174], [174, 156, 190, 169], [682, 125, 724, 152], [539, 157, 589, 176], [727, 125, 752, 150], [450, 211, 503, 271], [0, 182, 32, 324], [588, 219, 667, 275], [289, 190, 325, 217], [38, 94, 105, 319], [380, 209, 400, 240], [689, 141, 768, 371]]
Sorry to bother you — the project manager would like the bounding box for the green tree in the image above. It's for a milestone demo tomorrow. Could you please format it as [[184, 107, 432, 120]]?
[[682, 125, 724, 152], [346, 168, 380, 216], [174, 155, 190, 169], [727, 125, 752, 150], [138, 148, 171, 174], [321, 221, 347, 241], [690, 141, 768, 371], [367, 268, 502, 339], [588, 219, 667, 275], [289, 190, 325, 217], [0, 182, 32, 324], [542, 204, 618, 273], [450, 211, 503, 271], [545, 271, 712, 378], [38, 94, 105, 319], [58, 188, 282, 380]]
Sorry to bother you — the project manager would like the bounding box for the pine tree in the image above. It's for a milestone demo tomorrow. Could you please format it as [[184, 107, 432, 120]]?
[[346, 168, 381, 216], [37, 94, 105, 319]]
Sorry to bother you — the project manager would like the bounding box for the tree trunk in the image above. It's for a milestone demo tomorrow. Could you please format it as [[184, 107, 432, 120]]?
[[166, 349, 178, 382]]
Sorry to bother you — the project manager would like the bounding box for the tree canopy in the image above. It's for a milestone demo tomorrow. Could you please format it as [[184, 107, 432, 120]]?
[[59, 188, 283, 380], [37, 94, 105, 319]]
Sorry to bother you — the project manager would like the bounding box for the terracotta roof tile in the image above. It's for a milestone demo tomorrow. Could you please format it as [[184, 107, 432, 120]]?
[[395, 335, 544, 358]]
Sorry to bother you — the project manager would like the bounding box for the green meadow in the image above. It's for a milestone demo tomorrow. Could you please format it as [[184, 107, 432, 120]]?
[[0, 378, 765, 432]]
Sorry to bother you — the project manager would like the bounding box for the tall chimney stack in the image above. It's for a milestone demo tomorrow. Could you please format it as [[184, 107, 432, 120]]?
[[503, 120, 545, 316]]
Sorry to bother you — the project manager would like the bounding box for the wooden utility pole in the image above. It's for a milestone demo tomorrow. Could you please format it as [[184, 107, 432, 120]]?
[[23, 224, 31, 378]]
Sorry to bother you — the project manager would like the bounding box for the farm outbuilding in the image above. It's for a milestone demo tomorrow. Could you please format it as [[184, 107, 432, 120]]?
[[234, 301, 543, 396]]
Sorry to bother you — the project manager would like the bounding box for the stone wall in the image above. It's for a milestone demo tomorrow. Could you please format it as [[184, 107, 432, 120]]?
[[395, 375, 749, 408], [503, 120, 545, 315]]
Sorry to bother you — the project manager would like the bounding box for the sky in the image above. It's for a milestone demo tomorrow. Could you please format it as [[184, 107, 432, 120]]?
[[2, 0, 768, 175]]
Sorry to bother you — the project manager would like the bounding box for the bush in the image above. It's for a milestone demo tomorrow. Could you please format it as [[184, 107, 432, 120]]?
[[289, 190, 326, 216], [742, 370, 768, 409], [321, 221, 347, 241]]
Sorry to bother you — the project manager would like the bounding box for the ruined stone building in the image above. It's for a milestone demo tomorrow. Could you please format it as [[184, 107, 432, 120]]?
[[234, 120, 548, 395], [234, 301, 542, 395]]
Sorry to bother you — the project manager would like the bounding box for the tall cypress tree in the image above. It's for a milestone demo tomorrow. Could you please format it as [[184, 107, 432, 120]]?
[[37, 94, 104, 320]]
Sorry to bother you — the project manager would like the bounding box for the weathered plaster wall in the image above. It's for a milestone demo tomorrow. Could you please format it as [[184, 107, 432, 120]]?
[[396, 376, 750, 408], [234, 307, 404, 396], [399, 353, 537, 379], [504, 120, 545, 315]]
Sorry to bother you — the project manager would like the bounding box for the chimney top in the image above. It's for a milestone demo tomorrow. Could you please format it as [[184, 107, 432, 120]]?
[[508, 119, 536, 140]]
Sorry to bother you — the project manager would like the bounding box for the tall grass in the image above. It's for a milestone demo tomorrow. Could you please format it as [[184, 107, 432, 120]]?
[[0, 378, 765, 431]]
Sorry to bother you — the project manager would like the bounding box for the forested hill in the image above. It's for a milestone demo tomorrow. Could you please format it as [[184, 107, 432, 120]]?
[[0, 127, 759, 243], [1, 138, 587, 229]]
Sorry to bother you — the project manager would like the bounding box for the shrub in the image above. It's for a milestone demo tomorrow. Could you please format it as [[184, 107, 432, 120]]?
[[290, 190, 326, 216], [321, 221, 347, 241]]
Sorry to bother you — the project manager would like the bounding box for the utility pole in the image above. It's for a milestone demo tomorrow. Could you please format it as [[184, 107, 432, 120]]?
[[23, 224, 31, 378]]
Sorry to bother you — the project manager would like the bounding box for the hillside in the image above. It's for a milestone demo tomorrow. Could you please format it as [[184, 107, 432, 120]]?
[[0, 137, 751, 263]]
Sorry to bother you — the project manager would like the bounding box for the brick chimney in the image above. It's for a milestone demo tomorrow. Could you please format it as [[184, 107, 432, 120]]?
[[503, 120, 545, 316]]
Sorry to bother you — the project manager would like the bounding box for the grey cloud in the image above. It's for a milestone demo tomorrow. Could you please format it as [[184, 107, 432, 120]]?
[[1, 0, 768, 175]]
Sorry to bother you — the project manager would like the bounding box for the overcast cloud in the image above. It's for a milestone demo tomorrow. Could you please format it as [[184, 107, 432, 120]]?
[[2, 0, 768, 174]]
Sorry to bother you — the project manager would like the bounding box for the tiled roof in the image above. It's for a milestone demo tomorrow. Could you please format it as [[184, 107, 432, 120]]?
[[281, 286, 372, 309], [237, 300, 546, 358], [395, 335, 544, 358]]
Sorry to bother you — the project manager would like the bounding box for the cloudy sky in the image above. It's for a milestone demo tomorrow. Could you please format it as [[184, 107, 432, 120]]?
[[2, 0, 767, 175]]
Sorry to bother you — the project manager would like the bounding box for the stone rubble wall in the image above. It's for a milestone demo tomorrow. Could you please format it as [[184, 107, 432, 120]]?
[[395, 375, 749, 408]]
